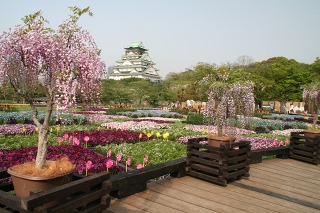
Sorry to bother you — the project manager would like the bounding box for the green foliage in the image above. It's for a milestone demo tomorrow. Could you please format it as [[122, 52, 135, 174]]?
[[186, 112, 204, 124], [95, 140, 186, 167], [105, 108, 135, 115]]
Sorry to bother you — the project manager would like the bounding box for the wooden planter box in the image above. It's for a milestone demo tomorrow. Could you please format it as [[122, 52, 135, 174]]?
[[0, 170, 111, 212], [290, 131, 320, 165], [186, 137, 251, 186]]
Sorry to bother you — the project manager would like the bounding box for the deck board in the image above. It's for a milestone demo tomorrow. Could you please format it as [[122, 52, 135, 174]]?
[[108, 158, 320, 213]]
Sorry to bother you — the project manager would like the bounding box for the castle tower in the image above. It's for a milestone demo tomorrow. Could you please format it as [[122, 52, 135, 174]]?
[[109, 41, 161, 82]]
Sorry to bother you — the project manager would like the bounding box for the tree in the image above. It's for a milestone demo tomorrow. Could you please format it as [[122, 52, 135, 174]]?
[[201, 66, 255, 136], [0, 7, 105, 169], [303, 82, 320, 127]]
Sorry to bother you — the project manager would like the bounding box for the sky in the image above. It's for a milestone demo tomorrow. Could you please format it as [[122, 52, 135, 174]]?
[[0, 0, 319, 79]]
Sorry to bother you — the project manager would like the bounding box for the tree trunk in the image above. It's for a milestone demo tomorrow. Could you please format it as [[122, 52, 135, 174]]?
[[35, 125, 50, 169]]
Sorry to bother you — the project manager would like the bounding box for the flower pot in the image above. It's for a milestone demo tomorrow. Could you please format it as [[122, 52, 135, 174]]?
[[8, 167, 73, 198], [304, 130, 320, 143], [207, 134, 236, 147]]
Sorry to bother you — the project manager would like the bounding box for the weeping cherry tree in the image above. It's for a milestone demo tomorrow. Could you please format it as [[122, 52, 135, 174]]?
[[0, 7, 106, 169], [303, 82, 320, 128], [201, 66, 255, 136]]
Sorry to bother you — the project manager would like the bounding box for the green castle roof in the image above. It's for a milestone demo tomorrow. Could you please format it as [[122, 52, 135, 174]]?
[[125, 41, 147, 50]]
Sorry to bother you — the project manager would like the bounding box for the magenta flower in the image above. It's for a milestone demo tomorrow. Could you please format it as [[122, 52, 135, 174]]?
[[137, 164, 143, 169], [57, 137, 64, 145], [279, 141, 284, 146], [69, 135, 73, 142], [116, 153, 123, 162]]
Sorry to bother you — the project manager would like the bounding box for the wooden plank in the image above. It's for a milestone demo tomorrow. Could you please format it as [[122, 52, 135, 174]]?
[[247, 174, 320, 200], [237, 178, 320, 205], [0, 190, 23, 211], [150, 181, 247, 213], [120, 194, 184, 213], [107, 198, 147, 213], [188, 156, 221, 168], [251, 162, 320, 184], [135, 188, 217, 213], [173, 176, 320, 213], [250, 168, 320, 194], [260, 159, 320, 174], [187, 170, 226, 186], [22, 172, 110, 210]]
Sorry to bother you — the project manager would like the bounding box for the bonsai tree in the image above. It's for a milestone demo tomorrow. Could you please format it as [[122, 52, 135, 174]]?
[[303, 82, 320, 128], [201, 66, 255, 136], [0, 7, 105, 169]]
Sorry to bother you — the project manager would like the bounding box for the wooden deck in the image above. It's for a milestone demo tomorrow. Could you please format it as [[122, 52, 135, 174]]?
[[107, 158, 320, 213]]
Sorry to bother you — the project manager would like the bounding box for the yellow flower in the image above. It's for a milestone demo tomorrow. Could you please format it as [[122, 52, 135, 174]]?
[[142, 130, 146, 134], [163, 132, 169, 140], [50, 127, 53, 133], [156, 132, 161, 138], [147, 133, 152, 138], [56, 125, 61, 132], [35, 127, 39, 133], [22, 127, 26, 133], [151, 131, 154, 136], [139, 133, 143, 139]]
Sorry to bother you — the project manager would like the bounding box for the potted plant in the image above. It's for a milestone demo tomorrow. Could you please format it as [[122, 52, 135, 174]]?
[[0, 6, 105, 198], [200, 66, 255, 147]]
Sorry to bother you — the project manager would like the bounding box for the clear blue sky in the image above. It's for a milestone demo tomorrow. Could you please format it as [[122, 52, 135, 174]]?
[[1, 0, 319, 78]]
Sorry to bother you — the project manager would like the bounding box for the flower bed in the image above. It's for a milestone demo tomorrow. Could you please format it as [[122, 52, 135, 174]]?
[[62, 129, 152, 146], [183, 124, 255, 135], [0, 145, 123, 174], [0, 112, 87, 125], [126, 118, 175, 124], [0, 124, 35, 135], [118, 110, 182, 118], [101, 121, 170, 131]]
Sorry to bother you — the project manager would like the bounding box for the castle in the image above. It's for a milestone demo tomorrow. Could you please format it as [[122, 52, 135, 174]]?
[[108, 41, 161, 82]]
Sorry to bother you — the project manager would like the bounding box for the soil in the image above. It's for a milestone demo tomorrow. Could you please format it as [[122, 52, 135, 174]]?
[[10, 157, 75, 177]]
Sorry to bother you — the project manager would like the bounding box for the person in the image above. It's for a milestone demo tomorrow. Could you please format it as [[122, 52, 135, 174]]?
[[290, 104, 294, 113]]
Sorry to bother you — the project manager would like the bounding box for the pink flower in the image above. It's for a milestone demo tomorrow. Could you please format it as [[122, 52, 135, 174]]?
[[84, 136, 90, 142], [127, 157, 132, 166], [116, 153, 123, 162], [273, 139, 278, 147], [137, 164, 143, 169], [106, 159, 114, 169], [86, 160, 92, 169], [57, 137, 64, 145], [279, 141, 284, 146], [144, 154, 149, 164], [285, 138, 290, 145], [107, 150, 112, 158], [63, 134, 69, 139], [73, 137, 80, 146], [69, 136, 73, 141]]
